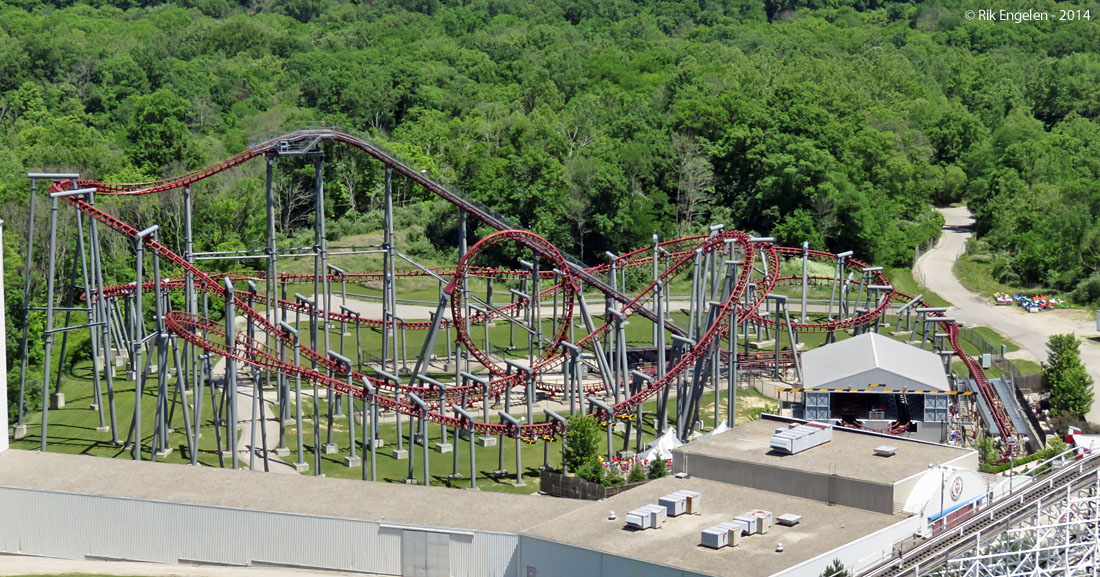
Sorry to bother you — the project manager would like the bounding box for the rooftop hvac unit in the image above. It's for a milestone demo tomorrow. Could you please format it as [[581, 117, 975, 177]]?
[[701, 526, 729, 549], [717, 522, 744, 546], [770, 423, 833, 455], [659, 493, 687, 517], [680, 490, 701, 514], [626, 508, 652, 530], [874, 445, 898, 457], [777, 514, 802, 527], [747, 510, 773, 534], [641, 504, 667, 528], [731, 515, 757, 535]]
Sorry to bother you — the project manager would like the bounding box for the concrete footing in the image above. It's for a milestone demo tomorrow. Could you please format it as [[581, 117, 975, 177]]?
[[392, 449, 408, 460], [477, 436, 497, 447], [293, 462, 309, 473], [434, 442, 452, 453], [343, 455, 361, 467], [322, 443, 339, 454], [49, 393, 65, 410], [272, 447, 291, 457]]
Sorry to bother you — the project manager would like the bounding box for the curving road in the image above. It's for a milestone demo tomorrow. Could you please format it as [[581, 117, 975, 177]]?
[[914, 206, 1100, 424]]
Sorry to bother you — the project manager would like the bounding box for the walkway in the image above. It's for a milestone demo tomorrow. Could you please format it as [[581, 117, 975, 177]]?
[[913, 206, 1100, 424]]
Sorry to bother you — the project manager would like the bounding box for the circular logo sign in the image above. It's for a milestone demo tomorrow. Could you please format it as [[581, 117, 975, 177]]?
[[950, 475, 965, 502]]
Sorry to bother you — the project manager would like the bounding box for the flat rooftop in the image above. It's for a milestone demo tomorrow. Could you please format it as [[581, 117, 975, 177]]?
[[0, 449, 907, 577], [678, 418, 975, 485], [525, 476, 899, 577], [0, 450, 585, 534]]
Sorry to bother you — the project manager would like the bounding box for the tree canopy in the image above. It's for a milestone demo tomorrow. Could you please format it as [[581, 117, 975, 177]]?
[[4, 0, 1100, 402], [1043, 333, 1094, 419]]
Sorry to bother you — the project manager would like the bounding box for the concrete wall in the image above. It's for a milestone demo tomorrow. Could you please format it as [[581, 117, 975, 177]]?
[[674, 452, 895, 515], [517, 535, 712, 577], [0, 486, 519, 577], [0, 486, 714, 577]]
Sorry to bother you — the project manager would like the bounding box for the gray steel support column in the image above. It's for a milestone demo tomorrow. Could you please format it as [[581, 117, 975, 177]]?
[[455, 406, 477, 489], [15, 178, 40, 436], [561, 342, 581, 416], [588, 396, 615, 462], [182, 184, 199, 461], [458, 208, 467, 258], [38, 193, 61, 452], [126, 223, 158, 460], [71, 211, 106, 431], [224, 277, 238, 469], [505, 360, 533, 427], [329, 351, 356, 466], [169, 337, 194, 461], [688, 249, 702, 339], [382, 168, 397, 376], [652, 234, 660, 347], [151, 241, 171, 460], [410, 393, 429, 486], [87, 191, 118, 443], [607, 308, 626, 404], [728, 303, 738, 427], [545, 410, 567, 475], [576, 293, 613, 394], [631, 371, 653, 452], [827, 251, 852, 321], [655, 280, 668, 435], [801, 242, 809, 322], [264, 156, 285, 456], [500, 411, 524, 486], [410, 294, 449, 383], [279, 322, 306, 472]]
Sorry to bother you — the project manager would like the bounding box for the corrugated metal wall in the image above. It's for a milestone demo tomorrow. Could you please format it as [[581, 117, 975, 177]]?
[[0, 487, 518, 577]]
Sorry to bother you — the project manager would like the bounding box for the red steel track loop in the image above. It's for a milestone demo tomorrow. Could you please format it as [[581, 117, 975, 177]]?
[[448, 230, 578, 377]]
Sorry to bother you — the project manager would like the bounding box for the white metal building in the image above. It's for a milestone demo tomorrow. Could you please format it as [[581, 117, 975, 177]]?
[[800, 333, 951, 426]]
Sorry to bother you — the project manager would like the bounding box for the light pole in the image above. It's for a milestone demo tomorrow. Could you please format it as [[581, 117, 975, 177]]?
[[939, 465, 945, 528], [1009, 435, 1030, 493]]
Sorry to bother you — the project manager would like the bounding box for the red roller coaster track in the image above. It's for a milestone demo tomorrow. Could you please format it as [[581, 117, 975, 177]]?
[[45, 129, 1015, 448]]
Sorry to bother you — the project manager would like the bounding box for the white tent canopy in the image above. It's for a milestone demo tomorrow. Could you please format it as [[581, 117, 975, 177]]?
[[702, 421, 729, 437], [640, 428, 683, 462]]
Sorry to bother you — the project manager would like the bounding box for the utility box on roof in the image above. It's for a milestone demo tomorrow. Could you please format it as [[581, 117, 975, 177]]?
[[680, 490, 701, 514], [701, 526, 728, 549], [642, 504, 667, 528], [747, 510, 773, 534], [777, 513, 802, 527], [626, 508, 652, 530], [718, 522, 744, 546], [770, 423, 833, 455], [659, 493, 687, 517], [731, 515, 757, 535]]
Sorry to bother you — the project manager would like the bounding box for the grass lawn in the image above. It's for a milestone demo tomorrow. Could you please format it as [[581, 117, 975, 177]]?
[[11, 349, 776, 495], [966, 326, 1020, 353], [885, 267, 951, 308], [953, 252, 1063, 303]]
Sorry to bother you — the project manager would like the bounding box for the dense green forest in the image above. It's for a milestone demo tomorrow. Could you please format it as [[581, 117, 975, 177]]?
[[3, 0, 1100, 408]]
